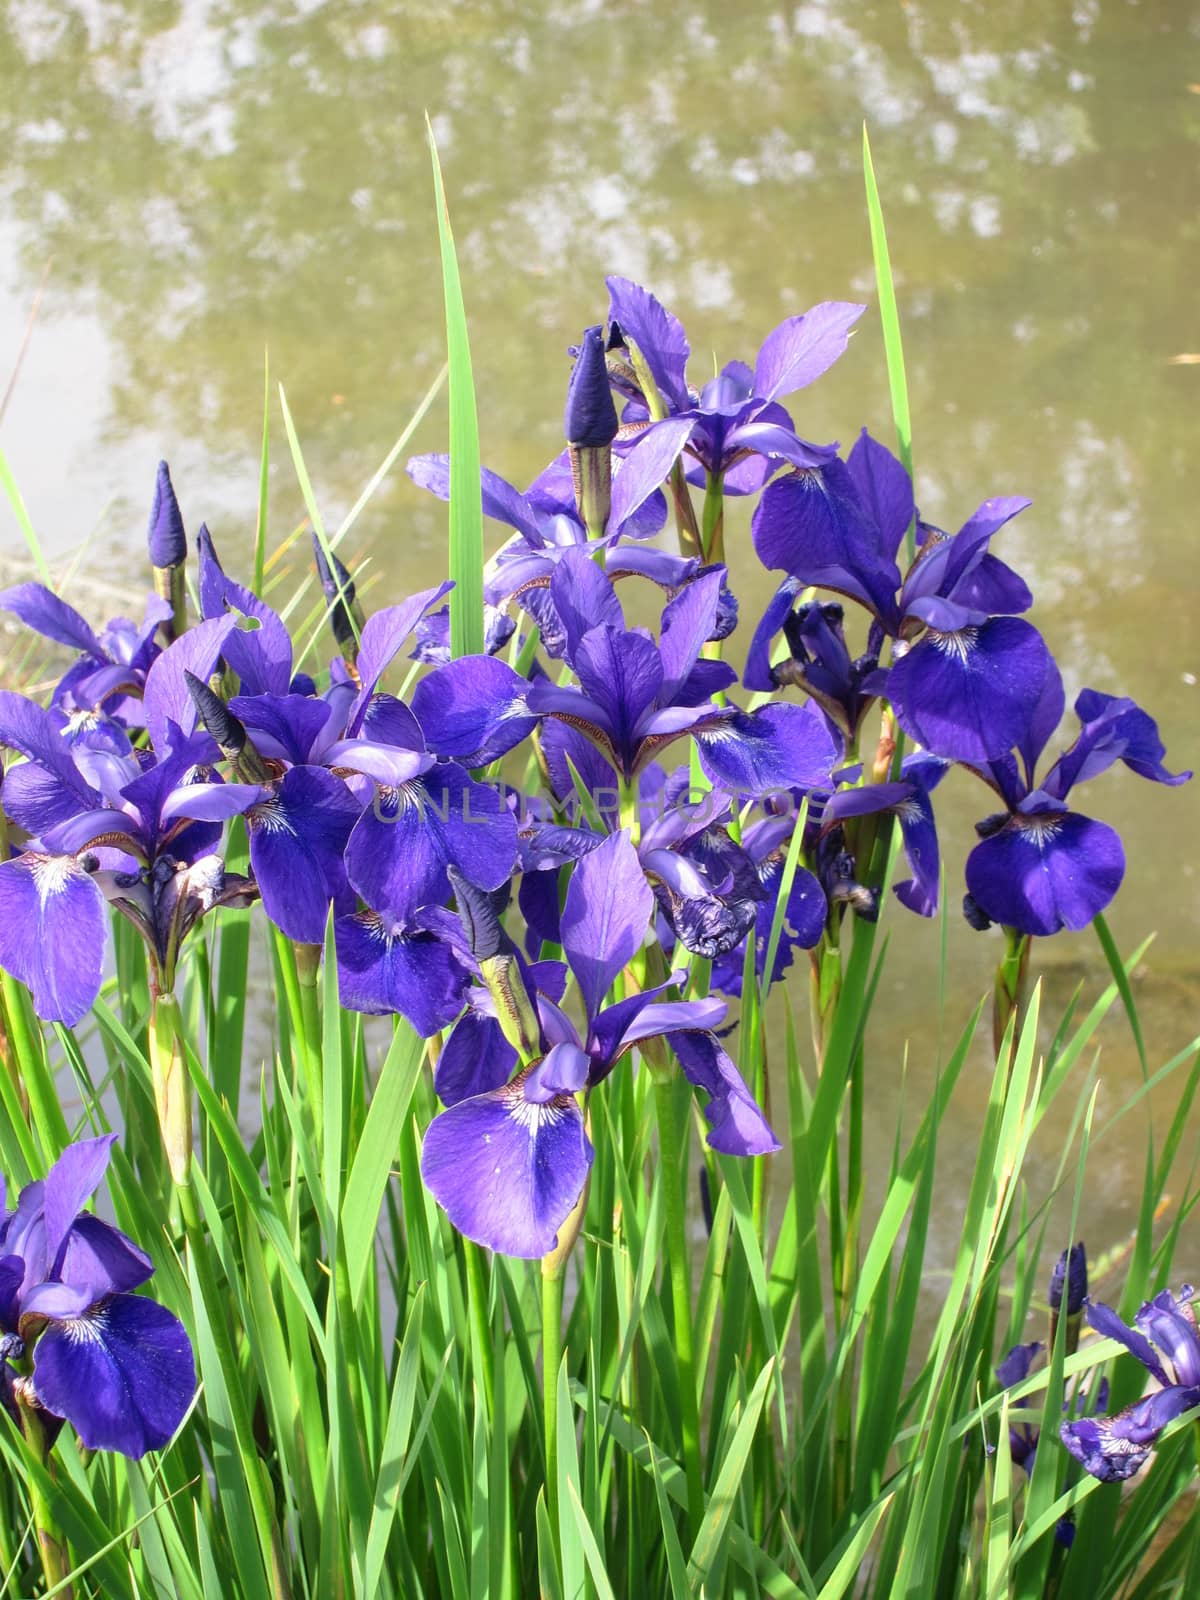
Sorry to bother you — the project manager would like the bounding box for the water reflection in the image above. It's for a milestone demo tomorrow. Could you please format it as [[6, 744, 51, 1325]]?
[[1, 1, 1197, 1231]]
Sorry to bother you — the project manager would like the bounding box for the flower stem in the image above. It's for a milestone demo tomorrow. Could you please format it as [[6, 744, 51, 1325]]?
[[541, 1261, 564, 1546], [653, 1067, 705, 1534], [464, 1238, 495, 1417], [701, 470, 725, 565], [16, 1398, 73, 1600], [994, 926, 1032, 1061]]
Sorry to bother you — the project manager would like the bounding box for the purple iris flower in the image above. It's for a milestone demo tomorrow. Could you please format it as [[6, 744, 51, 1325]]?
[[605, 276, 862, 496], [1060, 1286, 1200, 1483], [407, 447, 719, 660], [750, 429, 1053, 765], [420, 831, 778, 1257], [963, 678, 1190, 937], [0, 582, 172, 725], [0, 1135, 195, 1458], [418, 552, 837, 798], [0, 640, 262, 1022], [708, 808, 829, 997]]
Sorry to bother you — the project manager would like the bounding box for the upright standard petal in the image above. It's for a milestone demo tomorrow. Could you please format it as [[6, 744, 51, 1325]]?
[[845, 429, 913, 563], [605, 277, 691, 411], [609, 417, 697, 534], [559, 829, 653, 1019], [420, 1073, 593, 1257], [1045, 690, 1192, 798], [141, 617, 238, 752], [752, 302, 865, 402], [29, 1292, 195, 1458], [348, 585, 455, 729], [0, 855, 106, 1025], [41, 1135, 116, 1269]]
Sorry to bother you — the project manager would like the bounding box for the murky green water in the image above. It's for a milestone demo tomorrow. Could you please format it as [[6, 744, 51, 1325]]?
[[1, 2, 1197, 1271]]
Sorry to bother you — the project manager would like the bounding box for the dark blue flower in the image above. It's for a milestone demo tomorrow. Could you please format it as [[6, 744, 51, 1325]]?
[[963, 677, 1190, 936], [0, 1136, 195, 1458]]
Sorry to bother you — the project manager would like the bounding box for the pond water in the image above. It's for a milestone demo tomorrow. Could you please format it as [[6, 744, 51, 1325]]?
[[1, 1, 1197, 1284]]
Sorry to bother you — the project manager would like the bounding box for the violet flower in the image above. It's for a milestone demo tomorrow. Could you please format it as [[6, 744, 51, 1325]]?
[[420, 831, 777, 1257], [963, 678, 1190, 936], [750, 428, 1052, 765], [0, 1135, 195, 1459], [1060, 1286, 1200, 1482]]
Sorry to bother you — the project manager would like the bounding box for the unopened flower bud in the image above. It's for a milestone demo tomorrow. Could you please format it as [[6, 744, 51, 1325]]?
[[183, 671, 273, 784], [147, 461, 187, 638]]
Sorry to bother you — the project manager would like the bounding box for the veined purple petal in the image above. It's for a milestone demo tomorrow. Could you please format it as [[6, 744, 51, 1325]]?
[[574, 626, 664, 768], [1017, 653, 1066, 788], [31, 1292, 195, 1458], [605, 277, 691, 411], [420, 1075, 593, 1257], [721, 419, 836, 477], [344, 765, 517, 922], [435, 1005, 517, 1106], [668, 1030, 780, 1156], [161, 781, 269, 825], [951, 554, 1033, 617], [846, 429, 913, 563], [0, 691, 99, 812], [751, 462, 901, 622], [231, 692, 333, 766], [335, 910, 470, 1034], [696, 702, 838, 797], [560, 829, 652, 1019], [965, 810, 1124, 937], [1060, 1386, 1200, 1483], [547, 548, 622, 662], [55, 1213, 154, 1303], [1085, 1298, 1171, 1385], [411, 656, 537, 765], [752, 302, 865, 402], [322, 740, 432, 787], [610, 417, 697, 533], [348, 585, 455, 731], [888, 616, 1054, 766], [142, 617, 238, 752], [0, 854, 106, 1025], [0, 583, 105, 659], [247, 766, 361, 944]]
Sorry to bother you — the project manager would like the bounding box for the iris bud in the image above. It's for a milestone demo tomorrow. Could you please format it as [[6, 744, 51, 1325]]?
[[448, 867, 542, 1062], [565, 325, 618, 539], [183, 671, 273, 784], [312, 534, 364, 663], [147, 460, 187, 638]]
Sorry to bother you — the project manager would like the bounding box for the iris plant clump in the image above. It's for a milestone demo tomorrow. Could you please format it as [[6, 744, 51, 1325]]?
[[0, 233, 1193, 1596]]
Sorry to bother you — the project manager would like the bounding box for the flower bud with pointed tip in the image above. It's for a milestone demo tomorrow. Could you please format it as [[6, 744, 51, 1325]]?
[[1049, 1242, 1088, 1317], [148, 461, 186, 570], [311, 534, 363, 660], [183, 670, 273, 783], [449, 866, 542, 1062], [565, 326, 619, 449]]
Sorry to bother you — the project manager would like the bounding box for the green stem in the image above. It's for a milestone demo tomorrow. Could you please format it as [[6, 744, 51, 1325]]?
[[653, 1069, 704, 1534], [701, 470, 725, 564], [17, 1399, 73, 1599], [541, 1264, 564, 1543], [294, 942, 325, 1146], [464, 1238, 496, 1417], [994, 927, 1032, 1061], [0, 970, 66, 1153]]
